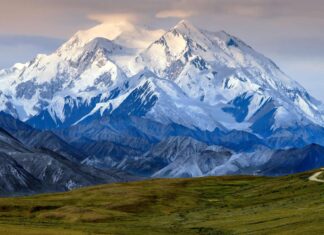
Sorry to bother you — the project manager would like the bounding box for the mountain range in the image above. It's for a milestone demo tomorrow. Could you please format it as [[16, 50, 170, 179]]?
[[0, 115, 137, 196], [0, 20, 323, 195]]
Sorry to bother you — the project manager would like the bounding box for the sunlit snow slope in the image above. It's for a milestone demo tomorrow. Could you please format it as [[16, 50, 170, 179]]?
[[0, 20, 323, 146]]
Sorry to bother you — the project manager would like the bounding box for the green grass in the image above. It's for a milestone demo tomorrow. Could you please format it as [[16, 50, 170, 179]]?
[[0, 170, 323, 234]]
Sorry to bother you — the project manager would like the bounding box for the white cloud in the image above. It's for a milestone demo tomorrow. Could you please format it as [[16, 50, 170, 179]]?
[[156, 9, 196, 19], [85, 13, 142, 40], [88, 13, 140, 24]]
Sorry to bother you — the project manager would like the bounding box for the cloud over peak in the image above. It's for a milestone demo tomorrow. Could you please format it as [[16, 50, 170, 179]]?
[[156, 9, 196, 19]]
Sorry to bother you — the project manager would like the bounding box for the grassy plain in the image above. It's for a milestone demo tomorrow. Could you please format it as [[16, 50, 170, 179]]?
[[0, 170, 323, 234]]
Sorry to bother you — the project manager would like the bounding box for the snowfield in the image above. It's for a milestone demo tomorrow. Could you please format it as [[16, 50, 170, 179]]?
[[0, 20, 323, 142]]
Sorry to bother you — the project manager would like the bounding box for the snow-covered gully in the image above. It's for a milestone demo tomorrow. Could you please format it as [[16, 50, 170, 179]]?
[[309, 168, 324, 183]]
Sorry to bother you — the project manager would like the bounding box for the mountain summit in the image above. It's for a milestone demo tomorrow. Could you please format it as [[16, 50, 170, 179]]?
[[0, 20, 323, 148]]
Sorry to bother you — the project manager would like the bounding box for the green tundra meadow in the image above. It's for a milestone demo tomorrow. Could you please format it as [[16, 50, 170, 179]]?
[[0, 170, 323, 235]]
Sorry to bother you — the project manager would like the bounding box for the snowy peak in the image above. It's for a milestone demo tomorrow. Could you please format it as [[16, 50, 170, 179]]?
[[174, 19, 195, 29], [57, 22, 129, 54], [81, 37, 123, 55], [173, 19, 202, 36], [131, 20, 212, 77], [0, 33, 129, 122], [57, 22, 165, 58], [130, 20, 323, 129], [0, 19, 323, 143]]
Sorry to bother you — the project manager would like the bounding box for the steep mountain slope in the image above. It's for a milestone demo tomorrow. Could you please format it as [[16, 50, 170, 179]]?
[[78, 134, 324, 178], [10, 149, 131, 192], [0, 127, 30, 153], [1, 19, 323, 196], [0, 20, 323, 149], [78, 138, 142, 169], [0, 124, 137, 196], [129, 20, 323, 133], [146, 137, 233, 177], [0, 128, 42, 195], [259, 144, 324, 175], [0, 112, 85, 161], [102, 136, 216, 177], [0, 152, 42, 196], [0, 24, 164, 127]]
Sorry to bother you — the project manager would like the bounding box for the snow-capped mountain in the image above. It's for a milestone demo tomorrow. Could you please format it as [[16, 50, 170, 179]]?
[[130, 20, 323, 130], [0, 20, 323, 148]]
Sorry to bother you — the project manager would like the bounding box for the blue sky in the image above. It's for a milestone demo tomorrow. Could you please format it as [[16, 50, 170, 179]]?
[[0, 0, 323, 101]]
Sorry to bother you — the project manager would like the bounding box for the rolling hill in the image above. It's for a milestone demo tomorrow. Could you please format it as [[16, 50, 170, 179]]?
[[0, 170, 322, 234]]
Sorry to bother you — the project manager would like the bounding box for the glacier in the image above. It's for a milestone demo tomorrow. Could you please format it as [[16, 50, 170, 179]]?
[[0, 19, 323, 151]]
